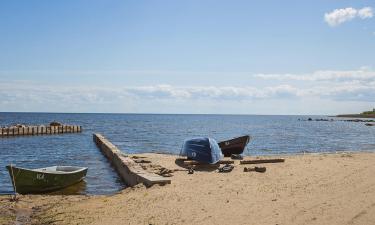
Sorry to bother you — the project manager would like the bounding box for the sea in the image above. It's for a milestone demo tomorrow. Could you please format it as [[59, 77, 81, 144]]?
[[1, 112, 375, 195]]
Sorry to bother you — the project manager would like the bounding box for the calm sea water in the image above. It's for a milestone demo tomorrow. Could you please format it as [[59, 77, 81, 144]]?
[[1, 113, 375, 195]]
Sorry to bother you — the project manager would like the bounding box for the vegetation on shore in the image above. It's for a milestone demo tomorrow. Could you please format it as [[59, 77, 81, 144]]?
[[337, 108, 375, 118], [361, 109, 375, 115]]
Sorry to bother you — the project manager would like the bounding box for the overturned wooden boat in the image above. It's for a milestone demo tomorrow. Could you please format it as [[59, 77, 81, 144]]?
[[218, 135, 251, 157], [180, 137, 223, 164], [6, 165, 88, 194]]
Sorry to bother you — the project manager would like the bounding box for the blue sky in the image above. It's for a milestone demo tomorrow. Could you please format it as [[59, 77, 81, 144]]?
[[0, 0, 374, 114]]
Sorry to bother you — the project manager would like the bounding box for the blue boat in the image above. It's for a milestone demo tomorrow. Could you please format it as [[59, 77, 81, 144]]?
[[180, 137, 223, 164]]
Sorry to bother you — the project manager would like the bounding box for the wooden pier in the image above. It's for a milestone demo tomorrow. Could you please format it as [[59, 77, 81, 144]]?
[[0, 125, 82, 137], [93, 133, 171, 187]]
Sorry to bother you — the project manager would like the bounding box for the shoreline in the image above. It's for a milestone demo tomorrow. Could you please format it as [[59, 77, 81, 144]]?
[[336, 114, 375, 118], [2, 151, 375, 225]]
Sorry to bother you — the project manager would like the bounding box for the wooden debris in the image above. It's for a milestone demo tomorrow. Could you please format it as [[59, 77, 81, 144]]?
[[183, 160, 234, 166], [240, 158, 285, 164], [131, 155, 148, 159], [134, 159, 152, 163], [243, 166, 266, 173]]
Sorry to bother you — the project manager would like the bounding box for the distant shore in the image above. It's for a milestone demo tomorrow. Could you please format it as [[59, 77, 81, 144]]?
[[2, 151, 375, 225], [336, 114, 375, 118]]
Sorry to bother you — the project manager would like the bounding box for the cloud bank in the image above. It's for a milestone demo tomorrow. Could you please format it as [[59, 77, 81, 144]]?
[[324, 7, 373, 27], [254, 68, 375, 81], [1, 68, 374, 113]]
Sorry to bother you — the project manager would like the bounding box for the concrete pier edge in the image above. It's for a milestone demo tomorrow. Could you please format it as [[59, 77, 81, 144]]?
[[93, 133, 171, 187]]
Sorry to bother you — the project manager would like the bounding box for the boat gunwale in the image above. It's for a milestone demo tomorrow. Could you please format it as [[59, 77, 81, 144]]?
[[219, 135, 251, 145], [6, 165, 88, 175]]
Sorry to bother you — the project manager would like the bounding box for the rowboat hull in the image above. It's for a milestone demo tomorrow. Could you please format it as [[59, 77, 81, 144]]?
[[180, 137, 223, 164], [218, 135, 250, 157], [6, 165, 88, 194]]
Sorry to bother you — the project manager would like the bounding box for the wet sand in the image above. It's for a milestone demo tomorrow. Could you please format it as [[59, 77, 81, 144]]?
[[2, 152, 375, 225]]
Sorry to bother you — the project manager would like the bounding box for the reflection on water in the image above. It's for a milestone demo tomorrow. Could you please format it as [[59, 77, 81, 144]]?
[[48, 180, 87, 195], [1, 113, 375, 195]]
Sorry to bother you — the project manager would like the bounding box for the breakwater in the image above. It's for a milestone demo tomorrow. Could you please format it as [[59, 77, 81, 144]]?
[[0, 125, 82, 137], [93, 133, 171, 187]]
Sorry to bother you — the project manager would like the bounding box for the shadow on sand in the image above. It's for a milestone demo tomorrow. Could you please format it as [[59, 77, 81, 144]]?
[[174, 158, 219, 172]]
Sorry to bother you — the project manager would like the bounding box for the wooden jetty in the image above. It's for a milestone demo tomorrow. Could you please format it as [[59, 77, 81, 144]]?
[[0, 125, 82, 137], [93, 133, 171, 187]]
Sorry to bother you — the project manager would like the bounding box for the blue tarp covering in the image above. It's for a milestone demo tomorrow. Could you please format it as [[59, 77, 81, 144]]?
[[180, 137, 223, 164]]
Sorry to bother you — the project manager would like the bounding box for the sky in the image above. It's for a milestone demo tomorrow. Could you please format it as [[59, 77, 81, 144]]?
[[0, 0, 374, 114]]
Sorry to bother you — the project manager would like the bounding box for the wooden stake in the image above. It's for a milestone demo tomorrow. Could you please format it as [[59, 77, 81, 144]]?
[[9, 164, 17, 201]]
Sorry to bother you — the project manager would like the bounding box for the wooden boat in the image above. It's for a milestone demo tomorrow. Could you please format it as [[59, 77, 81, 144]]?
[[218, 135, 251, 157], [6, 165, 88, 194]]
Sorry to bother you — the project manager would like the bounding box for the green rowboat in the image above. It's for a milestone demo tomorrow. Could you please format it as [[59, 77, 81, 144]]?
[[6, 165, 88, 194]]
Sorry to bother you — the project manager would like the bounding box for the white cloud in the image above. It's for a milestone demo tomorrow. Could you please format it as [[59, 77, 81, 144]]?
[[324, 7, 373, 27], [254, 68, 375, 82], [358, 7, 373, 19], [126, 85, 300, 100]]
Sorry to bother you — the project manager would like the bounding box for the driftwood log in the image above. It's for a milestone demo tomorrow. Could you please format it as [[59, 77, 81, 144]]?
[[240, 158, 285, 164]]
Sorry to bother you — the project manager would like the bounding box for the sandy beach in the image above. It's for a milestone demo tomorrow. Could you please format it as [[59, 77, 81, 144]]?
[[2, 152, 375, 225]]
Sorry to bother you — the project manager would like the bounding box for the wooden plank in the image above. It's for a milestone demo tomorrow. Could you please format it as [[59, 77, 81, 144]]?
[[183, 159, 234, 166], [240, 158, 285, 164]]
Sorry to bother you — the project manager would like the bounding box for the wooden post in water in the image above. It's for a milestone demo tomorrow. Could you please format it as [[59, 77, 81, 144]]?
[[0, 124, 82, 138]]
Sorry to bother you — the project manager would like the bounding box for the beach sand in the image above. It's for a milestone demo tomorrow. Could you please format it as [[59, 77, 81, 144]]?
[[2, 152, 375, 225]]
